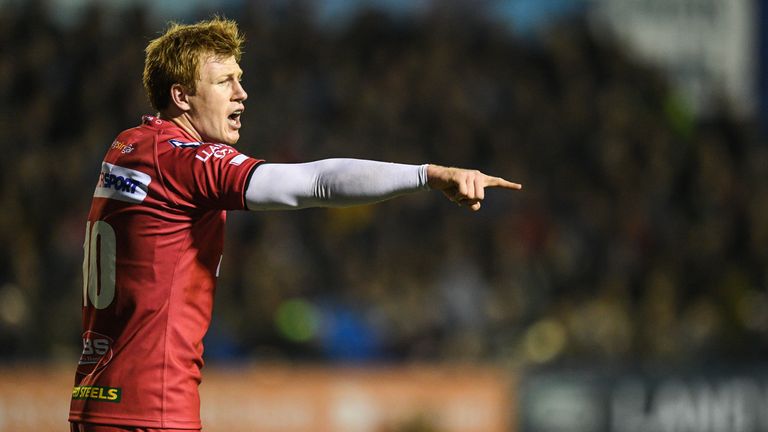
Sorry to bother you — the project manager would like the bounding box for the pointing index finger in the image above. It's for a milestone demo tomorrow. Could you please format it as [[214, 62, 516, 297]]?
[[485, 176, 523, 190]]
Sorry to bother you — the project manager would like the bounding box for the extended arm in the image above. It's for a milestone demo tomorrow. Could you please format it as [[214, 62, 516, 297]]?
[[245, 159, 429, 210], [244, 158, 521, 211]]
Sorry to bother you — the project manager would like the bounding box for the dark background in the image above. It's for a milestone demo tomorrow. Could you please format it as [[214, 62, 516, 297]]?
[[1, 0, 767, 376]]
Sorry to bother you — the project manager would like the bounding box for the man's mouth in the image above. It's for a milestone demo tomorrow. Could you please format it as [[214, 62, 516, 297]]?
[[228, 109, 243, 128]]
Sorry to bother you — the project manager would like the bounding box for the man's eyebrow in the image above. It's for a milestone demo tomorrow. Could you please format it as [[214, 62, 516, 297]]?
[[216, 71, 242, 80]]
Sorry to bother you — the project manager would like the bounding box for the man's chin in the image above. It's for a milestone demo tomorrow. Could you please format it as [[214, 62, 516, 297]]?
[[221, 134, 240, 146]]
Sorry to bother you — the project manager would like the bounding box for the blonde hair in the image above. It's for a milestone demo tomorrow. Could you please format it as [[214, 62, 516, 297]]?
[[143, 17, 244, 111]]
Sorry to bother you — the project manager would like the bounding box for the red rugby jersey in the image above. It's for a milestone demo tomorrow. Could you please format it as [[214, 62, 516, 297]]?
[[69, 115, 261, 429]]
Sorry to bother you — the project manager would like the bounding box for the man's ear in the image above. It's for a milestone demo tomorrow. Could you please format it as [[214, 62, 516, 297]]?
[[170, 83, 192, 112]]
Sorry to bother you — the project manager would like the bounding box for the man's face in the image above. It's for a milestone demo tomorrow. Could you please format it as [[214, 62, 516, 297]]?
[[186, 55, 247, 145]]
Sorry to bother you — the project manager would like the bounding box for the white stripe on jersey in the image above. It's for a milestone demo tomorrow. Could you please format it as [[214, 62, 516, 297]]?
[[93, 162, 152, 203], [229, 154, 249, 166]]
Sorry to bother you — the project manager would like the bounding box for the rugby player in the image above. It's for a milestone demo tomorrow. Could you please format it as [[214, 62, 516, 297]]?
[[69, 17, 521, 432]]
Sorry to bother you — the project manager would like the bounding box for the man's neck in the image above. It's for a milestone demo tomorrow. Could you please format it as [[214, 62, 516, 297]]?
[[159, 110, 204, 142]]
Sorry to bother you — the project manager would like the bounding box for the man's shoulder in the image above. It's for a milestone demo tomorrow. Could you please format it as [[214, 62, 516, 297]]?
[[104, 122, 157, 163], [123, 117, 205, 162], [112, 117, 161, 147]]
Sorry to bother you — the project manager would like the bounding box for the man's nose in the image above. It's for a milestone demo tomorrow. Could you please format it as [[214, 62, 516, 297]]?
[[234, 81, 247, 101]]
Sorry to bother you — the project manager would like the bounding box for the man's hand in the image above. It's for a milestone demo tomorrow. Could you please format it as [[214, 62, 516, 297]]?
[[427, 165, 522, 211]]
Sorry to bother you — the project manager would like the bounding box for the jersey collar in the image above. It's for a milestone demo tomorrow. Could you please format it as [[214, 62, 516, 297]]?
[[142, 115, 171, 127], [142, 115, 200, 142]]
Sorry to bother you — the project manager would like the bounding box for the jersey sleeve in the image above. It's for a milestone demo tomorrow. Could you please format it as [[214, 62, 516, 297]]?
[[157, 141, 263, 210]]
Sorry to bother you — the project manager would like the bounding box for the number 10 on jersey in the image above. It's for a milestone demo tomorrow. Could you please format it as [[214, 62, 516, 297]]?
[[82, 221, 116, 309]]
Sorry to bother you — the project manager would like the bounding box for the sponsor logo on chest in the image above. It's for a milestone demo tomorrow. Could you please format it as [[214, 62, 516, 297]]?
[[196, 143, 235, 163]]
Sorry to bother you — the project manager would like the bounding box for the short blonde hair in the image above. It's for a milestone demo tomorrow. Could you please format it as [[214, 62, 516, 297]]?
[[143, 17, 244, 111]]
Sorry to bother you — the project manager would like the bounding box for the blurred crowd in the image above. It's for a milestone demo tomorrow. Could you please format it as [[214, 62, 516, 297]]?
[[1, 0, 767, 369]]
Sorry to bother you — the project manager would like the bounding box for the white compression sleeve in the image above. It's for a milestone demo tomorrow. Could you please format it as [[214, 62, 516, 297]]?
[[245, 159, 430, 211]]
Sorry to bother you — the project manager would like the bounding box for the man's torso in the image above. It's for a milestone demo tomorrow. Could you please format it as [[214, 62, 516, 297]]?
[[69, 116, 260, 429]]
